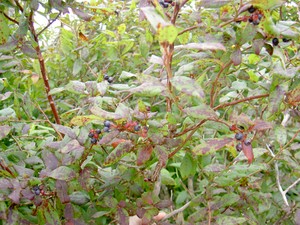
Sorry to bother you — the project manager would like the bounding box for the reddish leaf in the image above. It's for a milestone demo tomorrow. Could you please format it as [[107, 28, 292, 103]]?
[[231, 48, 242, 66], [242, 141, 254, 164], [154, 146, 168, 167], [0, 178, 13, 189], [8, 179, 21, 204], [60, 139, 85, 154], [251, 119, 272, 131], [0, 125, 11, 140], [21, 187, 35, 200], [99, 130, 120, 145], [53, 124, 77, 139], [117, 208, 129, 225], [56, 180, 70, 204], [137, 145, 153, 166], [103, 141, 134, 166], [111, 139, 127, 148], [253, 39, 265, 55], [72, 8, 93, 21], [64, 203, 74, 223], [42, 150, 59, 170], [155, 200, 173, 209], [193, 138, 233, 155]]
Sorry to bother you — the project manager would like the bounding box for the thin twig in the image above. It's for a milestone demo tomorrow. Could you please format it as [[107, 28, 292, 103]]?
[[266, 144, 300, 207], [37, 12, 61, 36], [213, 93, 269, 111], [169, 120, 207, 158], [35, 103, 63, 139], [3, 12, 19, 24], [11, 135, 23, 151], [178, 24, 200, 35], [210, 61, 232, 108], [162, 201, 191, 220]]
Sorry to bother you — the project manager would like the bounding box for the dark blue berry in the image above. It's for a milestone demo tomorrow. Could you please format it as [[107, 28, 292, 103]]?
[[272, 38, 279, 46], [248, 6, 256, 13], [107, 77, 113, 83], [32, 186, 40, 195], [235, 133, 243, 141], [134, 125, 141, 131], [104, 120, 111, 128], [244, 140, 251, 146], [103, 127, 110, 132], [252, 20, 259, 25], [282, 38, 290, 42], [88, 132, 94, 138], [95, 129, 101, 134], [104, 74, 109, 80], [236, 143, 243, 152], [248, 17, 253, 23], [91, 138, 98, 144]]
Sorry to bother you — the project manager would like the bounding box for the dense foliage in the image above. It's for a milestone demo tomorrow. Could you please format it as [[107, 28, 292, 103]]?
[[1, 0, 300, 224]]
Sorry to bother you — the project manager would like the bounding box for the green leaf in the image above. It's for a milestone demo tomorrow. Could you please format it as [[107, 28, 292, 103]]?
[[183, 104, 218, 120], [237, 23, 257, 45], [66, 80, 87, 94], [69, 191, 90, 205], [126, 82, 166, 97], [216, 216, 247, 225], [73, 59, 83, 76], [0, 13, 10, 45], [180, 153, 197, 180], [175, 42, 226, 51], [171, 76, 204, 99], [141, 6, 168, 32], [157, 25, 178, 44], [161, 169, 175, 186], [70, 115, 102, 126], [253, 0, 284, 10], [199, 0, 231, 8], [48, 166, 75, 180], [274, 126, 287, 145]]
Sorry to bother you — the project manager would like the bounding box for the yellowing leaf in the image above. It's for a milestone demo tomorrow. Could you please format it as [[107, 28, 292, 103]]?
[[157, 25, 178, 44]]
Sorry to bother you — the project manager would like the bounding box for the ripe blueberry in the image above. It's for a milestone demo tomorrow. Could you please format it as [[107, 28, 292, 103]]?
[[95, 129, 101, 134], [88, 132, 94, 138], [272, 38, 279, 46], [91, 138, 98, 144], [252, 20, 259, 25], [107, 77, 113, 83], [244, 139, 251, 146], [235, 133, 243, 141], [104, 74, 109, 80], [248, 6, 256, 13], [103, 126, 110, 132], [134, 125, 141, 131], [32, 186, 40, 195], [282, 38, 290, 42], [236, 143, 243, 152], [248, 17, 253, 23], [104, 120, 111, 128]]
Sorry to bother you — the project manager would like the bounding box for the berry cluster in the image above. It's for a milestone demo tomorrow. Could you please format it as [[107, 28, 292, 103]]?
[[88, 128, 101, 144], [104, 74, 113, 84], [230, 125, 252, 152], [159, 0, 174, 8], [32, 185, 46, 196], [272, 37, 291, 46], [247, 5, 263, 25], [103, 120, 111, 132]]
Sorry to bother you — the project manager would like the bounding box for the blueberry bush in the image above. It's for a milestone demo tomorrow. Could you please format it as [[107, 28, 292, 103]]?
[[1, 0, 300, 224]]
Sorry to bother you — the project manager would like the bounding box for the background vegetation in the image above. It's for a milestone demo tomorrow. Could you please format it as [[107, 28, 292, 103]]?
[[0, 0, 300, 224]]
